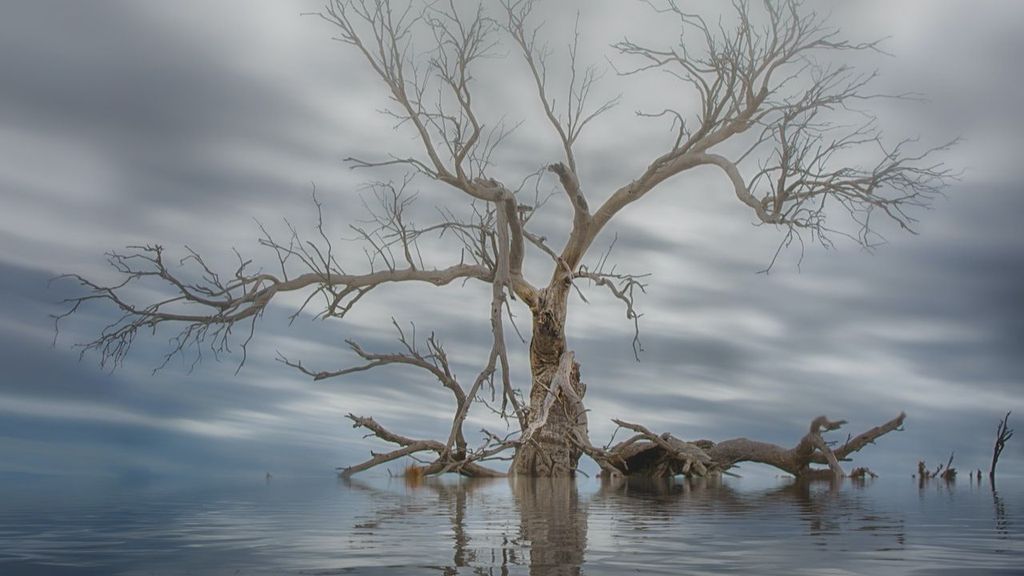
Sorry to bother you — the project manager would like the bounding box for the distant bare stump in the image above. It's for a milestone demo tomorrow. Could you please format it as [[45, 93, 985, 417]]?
[[940, 453, 958, 482], [586, 412, 905, 480], [849, 467, 878, 480], [989, 411, 1013, 483], [916, 452, 957, 486]]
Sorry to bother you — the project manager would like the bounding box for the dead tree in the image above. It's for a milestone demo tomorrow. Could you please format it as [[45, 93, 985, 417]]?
[[916, 452, 957, 485], [940, 453, 957, 482], [55, 0, 951, 478], [989, 411, 1013, 482]]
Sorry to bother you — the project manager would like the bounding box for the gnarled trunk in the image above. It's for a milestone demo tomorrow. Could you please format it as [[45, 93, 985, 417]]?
[[513, 286, 588, 477]]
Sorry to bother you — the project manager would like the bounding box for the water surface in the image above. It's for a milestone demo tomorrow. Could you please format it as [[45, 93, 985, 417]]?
[[1, 474, 1020, 575]]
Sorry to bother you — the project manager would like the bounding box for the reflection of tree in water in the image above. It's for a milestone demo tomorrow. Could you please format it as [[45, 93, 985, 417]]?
[[432, 478, 524, 574], [343, 476, 586, 575], [341, 475, 909, 574], [342, 476, 519, 574], [779, 479, 906, 547], [992, 486, 1010, 538], [509, 477, 586, 576], [594, 476, 906, 551]]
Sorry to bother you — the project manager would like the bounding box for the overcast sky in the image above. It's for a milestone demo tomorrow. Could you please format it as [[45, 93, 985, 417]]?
[[1, 0, 1022, 481]]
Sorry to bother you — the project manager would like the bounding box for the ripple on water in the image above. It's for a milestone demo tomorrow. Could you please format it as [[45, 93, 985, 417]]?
[[0, 475, 1020, 575]]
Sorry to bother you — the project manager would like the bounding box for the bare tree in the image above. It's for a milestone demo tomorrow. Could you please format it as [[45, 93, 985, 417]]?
[[989, 411, 1013, 483], [56, 0, 951, 478]]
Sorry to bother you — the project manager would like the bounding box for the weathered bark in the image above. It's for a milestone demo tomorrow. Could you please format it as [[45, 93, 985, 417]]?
[[513, 286, 588, 477]]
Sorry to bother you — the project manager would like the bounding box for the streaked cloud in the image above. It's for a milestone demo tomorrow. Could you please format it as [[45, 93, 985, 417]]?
[[0, 0, 1021, 480]]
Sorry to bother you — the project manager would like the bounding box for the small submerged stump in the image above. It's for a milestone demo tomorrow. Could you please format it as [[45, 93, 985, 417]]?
[[849, 467, 878, 480], [916, 453, 957, 485]]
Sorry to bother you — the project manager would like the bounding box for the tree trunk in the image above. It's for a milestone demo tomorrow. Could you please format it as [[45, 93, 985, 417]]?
[[513, 286, 588, 477]]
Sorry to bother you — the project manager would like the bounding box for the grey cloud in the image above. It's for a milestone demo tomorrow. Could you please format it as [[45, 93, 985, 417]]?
[[1, 1, 1023, 480]]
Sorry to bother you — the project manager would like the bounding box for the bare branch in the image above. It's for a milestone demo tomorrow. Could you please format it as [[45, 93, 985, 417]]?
[[502, 0, 627, 270], [338, 443, 437, 479], [280, 319, 481, 457], [319, 0, 510, 199], [611, 419, 712, 477], [990, 411, 1014, 481], [503, 0, 619, 176], [569, 0, 956, 272], [573, 236, 649, 360], [54, 196, 495, 372]]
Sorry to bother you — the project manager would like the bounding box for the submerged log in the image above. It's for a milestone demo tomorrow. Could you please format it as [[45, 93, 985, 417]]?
[[595, 412, 906, 479]]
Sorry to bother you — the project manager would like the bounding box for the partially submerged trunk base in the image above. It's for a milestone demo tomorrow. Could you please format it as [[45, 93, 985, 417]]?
[[512, 351, 589, 477]]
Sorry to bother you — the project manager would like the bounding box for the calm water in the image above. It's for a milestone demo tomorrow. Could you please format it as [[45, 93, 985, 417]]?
[[0, 474, 1021, 575]]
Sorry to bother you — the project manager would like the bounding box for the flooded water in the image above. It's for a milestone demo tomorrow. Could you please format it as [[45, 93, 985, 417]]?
[[0, 474, 1021, 575]]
